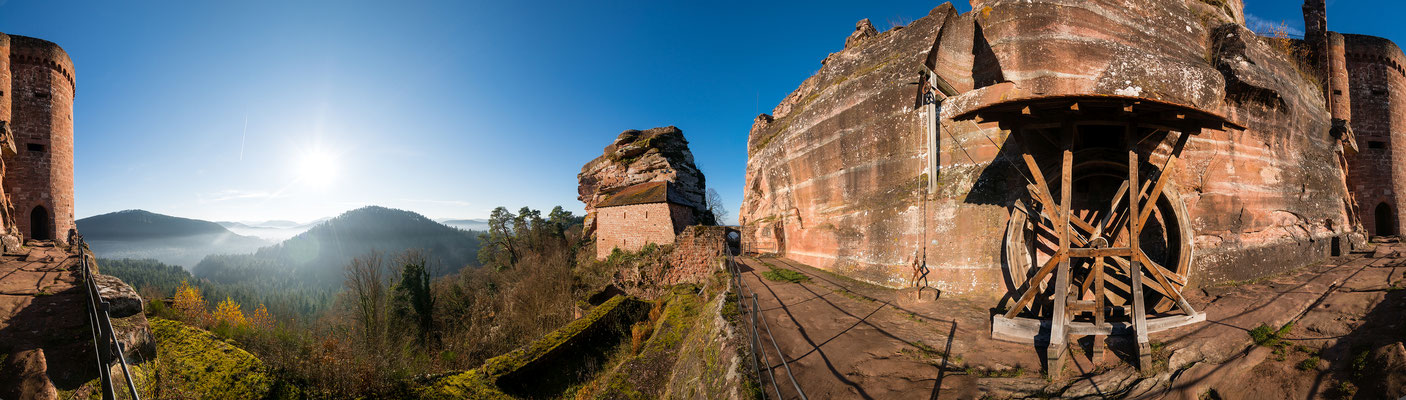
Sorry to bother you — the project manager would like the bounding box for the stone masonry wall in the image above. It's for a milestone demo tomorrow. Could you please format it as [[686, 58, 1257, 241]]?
[[664, 226, 733, 286], [595, 202, 680, 259], [3, 35, 75, 244], [1345, 34, 1406, 236]]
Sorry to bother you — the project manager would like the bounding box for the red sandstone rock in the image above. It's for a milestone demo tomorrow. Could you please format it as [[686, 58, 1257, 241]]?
[[578, 126, 714, 235], [740, 0, 1379, 297], [0, 349, 59, 400]]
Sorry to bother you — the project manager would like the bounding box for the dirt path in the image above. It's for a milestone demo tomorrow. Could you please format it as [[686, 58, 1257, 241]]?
[[739, 243, 1406, 399]]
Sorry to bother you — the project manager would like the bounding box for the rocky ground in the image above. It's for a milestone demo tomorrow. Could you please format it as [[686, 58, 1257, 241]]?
[[738, 241, 1406, 399], [0, 242, 151, 400]]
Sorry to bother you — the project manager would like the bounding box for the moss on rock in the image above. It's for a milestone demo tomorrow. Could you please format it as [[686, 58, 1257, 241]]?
[[418, 295, 648, 399], [148, 317, 272, 399]]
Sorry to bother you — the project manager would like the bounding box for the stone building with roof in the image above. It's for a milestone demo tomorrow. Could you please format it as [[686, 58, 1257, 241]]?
[[593, 181, 697, 259]]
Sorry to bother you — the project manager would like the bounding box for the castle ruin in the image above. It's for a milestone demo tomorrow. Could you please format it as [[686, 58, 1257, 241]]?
[[0, 33, 77, 246]]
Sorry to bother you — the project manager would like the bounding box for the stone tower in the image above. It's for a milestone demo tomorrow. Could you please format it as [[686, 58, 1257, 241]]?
[[1, 34, 76, 244], [1345, 34, 1406, 236]]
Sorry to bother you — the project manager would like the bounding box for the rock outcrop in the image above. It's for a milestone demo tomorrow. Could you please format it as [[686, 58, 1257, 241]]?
[[741, 0, 1364, 296], [578, 126, 714, 234]]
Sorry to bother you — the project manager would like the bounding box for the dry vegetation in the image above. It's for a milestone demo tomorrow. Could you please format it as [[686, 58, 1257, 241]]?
[[147, 206, 598, 398]]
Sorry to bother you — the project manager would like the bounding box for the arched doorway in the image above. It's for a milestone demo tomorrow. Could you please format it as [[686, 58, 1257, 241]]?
[[1376, 202, 1397, 236], [30, 206, 51, 241]]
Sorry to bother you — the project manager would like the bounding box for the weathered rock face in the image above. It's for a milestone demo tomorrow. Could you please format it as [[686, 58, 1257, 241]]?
[[741, 0, 1362, 297], [579, 126, 714, 233]]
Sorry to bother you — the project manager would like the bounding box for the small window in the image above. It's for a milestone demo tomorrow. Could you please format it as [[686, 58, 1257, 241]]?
[[1333, 90, 1343, 95], [32, 92, 49, 99], [26, 143, 45, 152], [1373, 89, 1389, 96], [1369, 141, 1387, 149]]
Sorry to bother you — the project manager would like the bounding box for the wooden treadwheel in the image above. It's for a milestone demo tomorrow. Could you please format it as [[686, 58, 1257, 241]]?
[[992, 122, 1204, 378], [1003, 148, 1194, 318], [950, 94, 1240, 378]]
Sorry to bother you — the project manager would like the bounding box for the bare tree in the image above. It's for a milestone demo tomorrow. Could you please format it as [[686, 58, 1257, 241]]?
[[344, 251, 389, 353], [707, 188, 729, 225]]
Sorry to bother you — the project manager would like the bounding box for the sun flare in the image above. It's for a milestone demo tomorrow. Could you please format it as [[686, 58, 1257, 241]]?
[[296, 148, 338, 187]]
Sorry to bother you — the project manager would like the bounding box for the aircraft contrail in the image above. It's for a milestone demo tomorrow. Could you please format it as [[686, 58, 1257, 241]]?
[[240, 114, 248, 161]]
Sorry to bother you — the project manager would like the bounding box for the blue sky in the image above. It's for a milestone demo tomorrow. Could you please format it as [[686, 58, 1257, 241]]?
[[0, 0, 1397, 224]]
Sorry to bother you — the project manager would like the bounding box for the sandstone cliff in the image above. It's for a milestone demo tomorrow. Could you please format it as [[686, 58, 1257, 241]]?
[[742, 0, 1356, 295], [579, 126, 715, 233]]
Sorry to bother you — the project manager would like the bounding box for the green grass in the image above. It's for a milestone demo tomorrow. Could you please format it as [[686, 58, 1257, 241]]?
[[1249, 322, 1294, 347], [1297, 356, 1320, 371], [761, 267, 809, 284], [963, 366, 1025, 378]]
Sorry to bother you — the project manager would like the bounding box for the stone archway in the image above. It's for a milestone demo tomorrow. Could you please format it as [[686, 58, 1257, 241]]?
[[1375, 202, 1396, 236], [30, 205, 50, 241]]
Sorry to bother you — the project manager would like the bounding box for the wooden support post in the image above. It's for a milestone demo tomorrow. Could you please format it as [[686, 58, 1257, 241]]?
[[1127, 122, 1153, 371], [1046, 122, 1074, 378], [1092, 255, 1107, 363]]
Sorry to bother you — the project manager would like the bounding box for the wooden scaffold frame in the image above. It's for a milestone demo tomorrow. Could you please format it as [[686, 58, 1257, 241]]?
[[951, 95, 1243, 377]]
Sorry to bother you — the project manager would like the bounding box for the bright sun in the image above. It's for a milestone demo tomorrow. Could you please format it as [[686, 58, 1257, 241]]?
[[296, 149, 338, 187]]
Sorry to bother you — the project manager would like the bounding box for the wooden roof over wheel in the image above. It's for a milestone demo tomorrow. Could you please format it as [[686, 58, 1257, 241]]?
[[950, 94, 1246, 134]]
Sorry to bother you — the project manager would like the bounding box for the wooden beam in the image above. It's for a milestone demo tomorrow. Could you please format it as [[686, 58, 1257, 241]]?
[[1092, 254, 1108, 363], [1048, 122, 1076, 378], [1068, 247, 1134, 258], [1137, 251, 1198, 315], [1127, 121, 1152, 371], [1004, 252, 1068, 318], [1135, 130, 1191, 229], [1108, 256, 1176, 298]]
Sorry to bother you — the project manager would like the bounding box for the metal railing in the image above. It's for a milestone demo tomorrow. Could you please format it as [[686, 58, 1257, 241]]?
[[726, 248, 807, 400], [71, 231, 142, 400]]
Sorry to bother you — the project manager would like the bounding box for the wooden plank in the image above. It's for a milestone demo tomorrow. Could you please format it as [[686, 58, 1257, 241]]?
[[1108, 256, 1175, 298], [1024, 183, 1101, 240], [1126, 251, 1186, 286], [990, 313, 1206, 344], [1092, 255, 1107, 363], [1138, 251, 1198, 315], [1094, 180, 1130, 237], [1004, 252, 1068, 318], [1135, 130, 1191, 229], [1127, 125, 1152, 371], [1047, 125, 1075, 377], [1068, 247, 1134, 258]]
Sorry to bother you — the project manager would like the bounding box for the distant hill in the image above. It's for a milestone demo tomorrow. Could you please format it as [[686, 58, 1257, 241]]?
[[194, 206, 484, 289], [438, 218, 491, 231], [78, 210, 269, 268], [216, 218, 328, 241]]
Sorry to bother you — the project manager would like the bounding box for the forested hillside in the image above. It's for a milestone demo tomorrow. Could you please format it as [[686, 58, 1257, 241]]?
[[112, 204, 601, 398], [193, 206, 483, 290], [78, 210, 270, 268]]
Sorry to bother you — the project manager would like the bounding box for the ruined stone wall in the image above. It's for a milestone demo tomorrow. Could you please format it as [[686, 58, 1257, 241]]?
[[742, 0, 1356, 297], [4, 35, 75, 244], [1345, 34, 1406, 236], [664, 225, 732, 286], [595, 202, 681, 259]]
